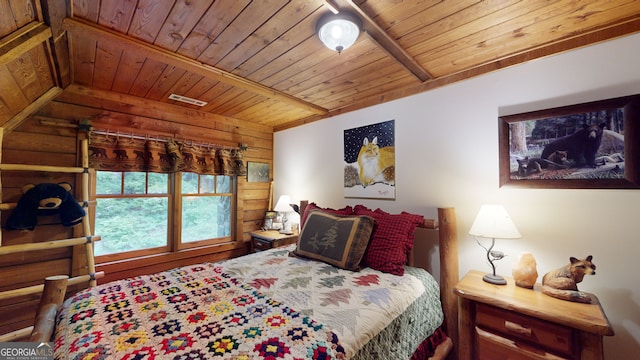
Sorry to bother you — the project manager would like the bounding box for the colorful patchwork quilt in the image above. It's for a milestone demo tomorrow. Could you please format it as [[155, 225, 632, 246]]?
[[221, 246, 443, 357], [54, 245, 443, 359]]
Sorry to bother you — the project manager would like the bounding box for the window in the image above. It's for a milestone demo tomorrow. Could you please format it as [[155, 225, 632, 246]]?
[[179, 172, 233, 247], [94, 171, 235, 261]]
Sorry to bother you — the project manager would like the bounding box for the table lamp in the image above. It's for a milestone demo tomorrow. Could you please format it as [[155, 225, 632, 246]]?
[[469, 204, 521, 285], [274, 195, 293, 233]]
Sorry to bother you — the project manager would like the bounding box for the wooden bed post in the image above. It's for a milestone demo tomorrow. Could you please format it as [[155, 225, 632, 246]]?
[[28, 275, 68, 343], [438, 207, 459, 360]]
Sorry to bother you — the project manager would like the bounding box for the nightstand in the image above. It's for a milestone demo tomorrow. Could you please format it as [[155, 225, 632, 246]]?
[[454, 270, 613, 360], [249, 230, 298, 252]]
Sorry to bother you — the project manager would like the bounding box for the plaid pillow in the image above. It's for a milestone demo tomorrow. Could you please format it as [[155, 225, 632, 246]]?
[[354, 205, 424, 275], [300, 202, 354, 228], [292, 211, 375, 271]]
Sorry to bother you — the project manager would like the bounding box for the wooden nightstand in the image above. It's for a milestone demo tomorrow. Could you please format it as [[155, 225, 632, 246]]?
[[249, 230, 298, 252], [454, 270, 613, 360]]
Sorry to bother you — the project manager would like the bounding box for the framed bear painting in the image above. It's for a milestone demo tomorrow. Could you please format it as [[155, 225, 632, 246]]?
[[499, 94, 640, 189]]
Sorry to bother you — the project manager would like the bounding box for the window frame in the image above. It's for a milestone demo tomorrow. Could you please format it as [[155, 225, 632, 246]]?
[[173, 172, 235, 250], [92, 171, 237, 263]]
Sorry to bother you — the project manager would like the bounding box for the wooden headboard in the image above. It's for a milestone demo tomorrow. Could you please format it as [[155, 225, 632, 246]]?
[[298, 201, 459, 358]]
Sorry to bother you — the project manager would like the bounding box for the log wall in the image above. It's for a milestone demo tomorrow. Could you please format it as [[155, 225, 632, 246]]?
[[0, 85, 274, 336]]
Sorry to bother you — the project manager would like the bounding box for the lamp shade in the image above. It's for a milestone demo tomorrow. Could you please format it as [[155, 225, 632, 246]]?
[[274, 195, 293, 212], [469, 204, 521, 239], [317, 12, 362, 53]]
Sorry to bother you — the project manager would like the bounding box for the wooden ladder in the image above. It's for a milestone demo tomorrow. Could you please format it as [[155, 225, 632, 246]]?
[[0, 130, 103, 341]]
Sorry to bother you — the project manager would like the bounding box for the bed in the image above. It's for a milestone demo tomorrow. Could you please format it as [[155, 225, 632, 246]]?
[[23, 201, 459, 359]]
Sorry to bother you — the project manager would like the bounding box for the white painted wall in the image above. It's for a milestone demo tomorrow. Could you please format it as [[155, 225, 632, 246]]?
[[274, 33, 640, 358]]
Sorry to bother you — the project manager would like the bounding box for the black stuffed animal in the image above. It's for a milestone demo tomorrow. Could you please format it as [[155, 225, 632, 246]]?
[[5, 182, 86, 231]]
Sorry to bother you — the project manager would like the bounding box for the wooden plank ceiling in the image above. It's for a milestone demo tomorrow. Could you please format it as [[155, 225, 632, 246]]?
[[2, 0, 640, 132]]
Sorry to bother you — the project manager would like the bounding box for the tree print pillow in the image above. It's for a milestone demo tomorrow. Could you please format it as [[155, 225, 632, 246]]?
[[292, 211, 375, 271]]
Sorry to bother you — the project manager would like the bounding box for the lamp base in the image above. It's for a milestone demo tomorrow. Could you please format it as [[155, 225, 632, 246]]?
[[483, 273, 507, 285]]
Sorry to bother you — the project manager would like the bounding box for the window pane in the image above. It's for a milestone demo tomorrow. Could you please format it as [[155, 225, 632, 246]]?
[[181, 196, 231, 242], [216, 176, 231, 193], [96, 171, 122, 195], [182, 172, 199, 194], [94, 197, 168, 255], [148, 173, 168, 194], [124, 172, 146, 194], [200, 175, 214, 194]]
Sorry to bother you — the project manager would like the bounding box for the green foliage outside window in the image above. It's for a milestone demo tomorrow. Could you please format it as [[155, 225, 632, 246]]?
[[181, 196, 231, 242], [94, 197, 168, 255], [180, 172, 232, 243], [94, 171, 233, 256]]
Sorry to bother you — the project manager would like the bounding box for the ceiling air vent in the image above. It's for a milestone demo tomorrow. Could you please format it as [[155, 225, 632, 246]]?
[[168, 93, 208, 107]]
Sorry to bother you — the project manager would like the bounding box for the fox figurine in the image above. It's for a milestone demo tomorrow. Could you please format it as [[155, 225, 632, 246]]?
[[541, 255, 596, 303]]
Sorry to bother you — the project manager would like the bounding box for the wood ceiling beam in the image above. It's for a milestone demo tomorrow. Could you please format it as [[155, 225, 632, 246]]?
[[1, 87, 63, 134], [0, 21, 52, 66], [60, 84, 275, 134], [61, 17, 328, 116], [344, 0, 431, 82], [278, 16, 640, 132]]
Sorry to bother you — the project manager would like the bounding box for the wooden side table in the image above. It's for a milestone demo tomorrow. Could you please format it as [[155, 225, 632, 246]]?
[[454, 270, 613, 360], [249, 230, 298, 252]]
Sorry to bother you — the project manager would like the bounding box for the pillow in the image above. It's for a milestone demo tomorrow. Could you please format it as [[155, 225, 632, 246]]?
[[300, 202, 354, 228], [292, 211, 375, 271], [354, 205, 424, 275]]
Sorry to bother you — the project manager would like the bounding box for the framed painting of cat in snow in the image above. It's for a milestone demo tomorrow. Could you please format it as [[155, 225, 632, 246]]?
[[343, 120, 395, 199]]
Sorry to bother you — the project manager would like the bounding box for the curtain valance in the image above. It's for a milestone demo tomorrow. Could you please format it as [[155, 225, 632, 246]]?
[[88, 132, 246, 176]]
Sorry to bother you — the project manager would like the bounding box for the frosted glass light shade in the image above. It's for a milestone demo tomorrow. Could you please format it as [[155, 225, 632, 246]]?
[[274, 195, 293, 212], [317, 12, 362, 53], [469, 204, 521, 239]]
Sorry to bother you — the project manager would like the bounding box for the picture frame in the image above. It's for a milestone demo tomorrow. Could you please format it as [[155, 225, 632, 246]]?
[[343, 120, 396, 199], [263, 211, 279, 230], [499, 94, 640, 189], [247, 161, 270, 182]]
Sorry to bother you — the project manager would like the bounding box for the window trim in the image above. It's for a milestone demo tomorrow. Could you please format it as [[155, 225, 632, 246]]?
[[92, 171, 237, 264], [173, 173, 235, 250]]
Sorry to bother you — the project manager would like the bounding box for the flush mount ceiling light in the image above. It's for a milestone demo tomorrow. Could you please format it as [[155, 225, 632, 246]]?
[[316, 11, 362, 54]]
